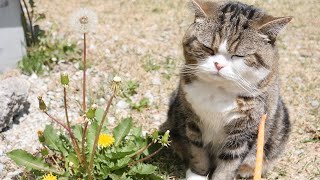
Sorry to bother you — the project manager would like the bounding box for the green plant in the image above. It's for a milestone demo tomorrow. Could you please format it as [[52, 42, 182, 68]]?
[[21, 0, 46, 46], [19, 1, 80, 75], [18, 31, 80, 75], [142, 55, 161, 72], [120, 81, 139, 98], [120, 81, 150, 112], [8, 8, 169, 180], [162, 57, 177, 80], [130, 98, 150, 112]]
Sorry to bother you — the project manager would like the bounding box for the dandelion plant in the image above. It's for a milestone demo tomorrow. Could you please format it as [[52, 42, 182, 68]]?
[[7, 7, 170, 180]]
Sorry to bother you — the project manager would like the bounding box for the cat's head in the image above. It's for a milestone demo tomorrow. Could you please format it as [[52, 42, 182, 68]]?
[[182, 0, 291, 95]]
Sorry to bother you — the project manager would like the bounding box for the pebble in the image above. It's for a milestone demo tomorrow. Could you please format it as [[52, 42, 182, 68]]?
[[144, 91, 155, 103], [30, 73, 38, 79], [0, 163, 3, 173], [152, 77, 161, 85], [99, 98, 106, 104], [311, 100, 319, 108], [116, 100, 129, 109], [108, 116, 115, 124]]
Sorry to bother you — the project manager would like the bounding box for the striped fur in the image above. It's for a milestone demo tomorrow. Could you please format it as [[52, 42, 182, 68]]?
[[160, 1, 291, 179]]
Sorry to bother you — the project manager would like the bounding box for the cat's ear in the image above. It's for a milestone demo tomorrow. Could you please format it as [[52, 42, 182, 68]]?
[[190, 0, 207, 18], [256, 16, 292, 41]]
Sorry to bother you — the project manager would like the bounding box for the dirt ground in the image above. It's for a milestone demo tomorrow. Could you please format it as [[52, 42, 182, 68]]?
[[8, 0, 320, 179]]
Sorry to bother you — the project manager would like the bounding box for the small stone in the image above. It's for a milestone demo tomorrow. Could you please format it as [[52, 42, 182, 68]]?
[[89, 44, 96, 50], [144, 91, 154, 103], [311, 100, 319, 108], [105, 48, 111, 57], [99, 98, 106, 104], [108, 117, 115, 124], [0, 163, 3, 173], [152, 77, 161, 85], [116, 100, 129, 109], [30, 73, 38, 79], [142, 130, 148, 136], [5, 170, 22, 179], [152, 114, 162, 121]]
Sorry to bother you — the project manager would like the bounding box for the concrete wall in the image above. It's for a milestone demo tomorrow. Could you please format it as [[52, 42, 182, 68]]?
[[0, 0, 26, 73]]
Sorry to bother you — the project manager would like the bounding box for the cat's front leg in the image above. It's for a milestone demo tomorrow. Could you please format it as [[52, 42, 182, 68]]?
[[210, 135, 249, 180], [185, 121, 210, 178], [210, 158, 242, 180]]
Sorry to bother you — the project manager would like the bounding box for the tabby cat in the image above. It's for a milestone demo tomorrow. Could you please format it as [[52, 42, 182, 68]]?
[[160, 0, 291, 179]]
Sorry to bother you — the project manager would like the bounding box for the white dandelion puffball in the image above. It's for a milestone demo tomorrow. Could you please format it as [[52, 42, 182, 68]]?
[[69, 8, 98, 33], [113, 76, 122, 83]]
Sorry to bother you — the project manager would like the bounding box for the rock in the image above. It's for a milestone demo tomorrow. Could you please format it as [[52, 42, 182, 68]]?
[[152, 77, 161, 85], [30, 73, 38, 79], [144, 91, 155, 103], [108, 116, 115, 124], [311, 100, 319, 108], [0, 163, 3, 174], [0, 77, 30, 132], [116, 100, 129, 109]]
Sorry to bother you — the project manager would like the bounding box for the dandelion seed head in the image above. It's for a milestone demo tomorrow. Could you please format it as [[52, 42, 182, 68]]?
[[69, 8, 98, 33], [113, 76, 122, 83]]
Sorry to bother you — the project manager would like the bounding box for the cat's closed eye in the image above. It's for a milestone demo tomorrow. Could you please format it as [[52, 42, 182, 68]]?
[[231, 55, 245, 59], [200, 43, 215, 55]]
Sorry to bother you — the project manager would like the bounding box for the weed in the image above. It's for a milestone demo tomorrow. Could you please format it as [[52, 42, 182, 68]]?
[[131, 97, 150, 112], [121, 80, 140, 98], [18, 31, 80, 75], [142, 55, 161, 72], [162, 57, 177, 80]]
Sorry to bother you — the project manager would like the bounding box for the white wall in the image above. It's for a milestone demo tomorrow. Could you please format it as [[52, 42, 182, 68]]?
[[0, 0, 27, 73]]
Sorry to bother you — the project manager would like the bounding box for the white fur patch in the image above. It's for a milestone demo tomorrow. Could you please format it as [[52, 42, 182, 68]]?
[[184, 81, 241, 147], [218, 40, 228, 54], [186, 169, 208, 180]]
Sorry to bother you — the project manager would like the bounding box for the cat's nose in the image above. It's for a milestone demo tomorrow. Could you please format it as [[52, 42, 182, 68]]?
[[214, 62, 224, 71]]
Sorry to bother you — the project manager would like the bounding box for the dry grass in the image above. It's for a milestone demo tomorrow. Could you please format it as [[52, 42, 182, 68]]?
[[32, 0, 320, 179]]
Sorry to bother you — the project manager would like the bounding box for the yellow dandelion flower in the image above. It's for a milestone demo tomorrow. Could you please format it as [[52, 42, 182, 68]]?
[[42, 173, 57, 180], [98, 133, 115, 148]]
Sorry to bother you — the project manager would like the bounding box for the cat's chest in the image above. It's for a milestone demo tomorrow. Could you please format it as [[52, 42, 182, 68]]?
[[183, 82, 239, 146]]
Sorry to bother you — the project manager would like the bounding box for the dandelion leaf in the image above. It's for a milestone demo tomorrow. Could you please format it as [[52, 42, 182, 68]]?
[[7, 149, 62, 174], [43, 125, 68, 156], [113, 117, 133, 146]]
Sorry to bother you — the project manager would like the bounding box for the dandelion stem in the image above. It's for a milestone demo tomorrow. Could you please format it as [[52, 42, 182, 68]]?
[[80, 32, 90, 177], [129, 147, 164, 166], [63, 87, 82, 165], [130, 141, 154, 158], [44, 112, 82, 162], [81, 122, 89, 175], [88, 92, 116, 175], [45, 112, 69, 131], [83, 32, 87, 112], [63, 88, 72, 132]]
